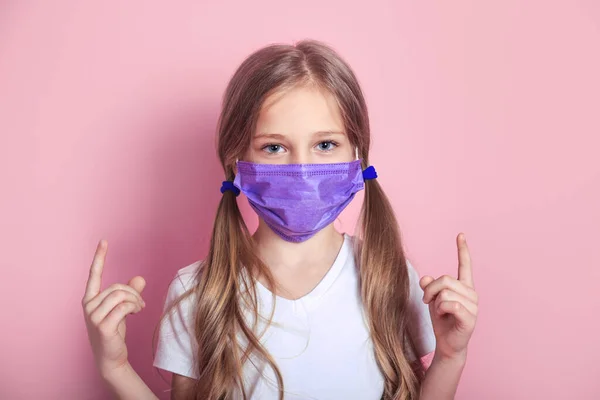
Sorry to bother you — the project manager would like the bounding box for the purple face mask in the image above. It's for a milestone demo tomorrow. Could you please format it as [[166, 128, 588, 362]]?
[[232, 159, 376, 243]]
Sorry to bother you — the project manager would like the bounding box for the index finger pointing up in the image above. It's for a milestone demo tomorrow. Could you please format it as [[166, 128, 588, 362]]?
[[457, 233, 474, 288], [83, 240, 107, 302]]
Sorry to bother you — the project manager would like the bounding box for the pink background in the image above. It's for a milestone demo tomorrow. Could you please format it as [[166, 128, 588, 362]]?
[[1, 1, 599, 399]]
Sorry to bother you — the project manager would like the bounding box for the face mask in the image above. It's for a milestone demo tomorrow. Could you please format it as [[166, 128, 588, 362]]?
[[229, 159, 377, 243]]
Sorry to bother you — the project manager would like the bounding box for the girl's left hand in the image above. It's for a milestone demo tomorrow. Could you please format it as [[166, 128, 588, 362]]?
[[420, 233, 478, 361]]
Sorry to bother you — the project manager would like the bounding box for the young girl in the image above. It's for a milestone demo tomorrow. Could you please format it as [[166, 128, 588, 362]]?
[[83, 40, 478, 400]]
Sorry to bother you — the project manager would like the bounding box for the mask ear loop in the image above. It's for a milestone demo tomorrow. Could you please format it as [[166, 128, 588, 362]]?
[[221, 158, 240, 196], [357, 147, 378, 180], [355, 147, 359, 161]]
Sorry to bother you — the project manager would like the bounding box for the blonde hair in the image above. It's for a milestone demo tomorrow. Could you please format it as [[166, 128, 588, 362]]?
[[157, 39, 423, 399]]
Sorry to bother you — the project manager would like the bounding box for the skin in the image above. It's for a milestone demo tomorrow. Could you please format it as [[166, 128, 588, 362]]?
[[83, 85, 478, 399]]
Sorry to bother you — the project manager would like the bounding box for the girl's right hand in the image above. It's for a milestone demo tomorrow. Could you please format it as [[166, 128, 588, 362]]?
[[82, 240, 146, 378]]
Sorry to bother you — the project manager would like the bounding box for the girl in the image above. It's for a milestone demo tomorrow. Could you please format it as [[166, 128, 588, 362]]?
[[83, 40, 478, 400]]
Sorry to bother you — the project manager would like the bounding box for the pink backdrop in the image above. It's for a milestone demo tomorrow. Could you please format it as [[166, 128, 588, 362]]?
[[1, 1, 598, 399]]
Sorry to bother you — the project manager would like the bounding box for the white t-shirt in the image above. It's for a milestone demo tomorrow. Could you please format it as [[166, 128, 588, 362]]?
[[153, 234, 435, 399]]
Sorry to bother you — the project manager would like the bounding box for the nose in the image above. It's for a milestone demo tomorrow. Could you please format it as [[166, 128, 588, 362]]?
[[289, 150, 311, 164]]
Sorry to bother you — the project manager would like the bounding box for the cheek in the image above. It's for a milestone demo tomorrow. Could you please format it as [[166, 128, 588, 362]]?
[[337, 141, 356, 162], [242, 144, 261, 162]]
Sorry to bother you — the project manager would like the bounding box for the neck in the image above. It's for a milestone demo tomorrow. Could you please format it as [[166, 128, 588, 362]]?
[[252, 221, 344, 270]]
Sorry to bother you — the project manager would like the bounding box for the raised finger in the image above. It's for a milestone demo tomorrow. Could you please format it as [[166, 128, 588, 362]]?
[[83, 240, 107, 302], [457, 233, 474, 288]]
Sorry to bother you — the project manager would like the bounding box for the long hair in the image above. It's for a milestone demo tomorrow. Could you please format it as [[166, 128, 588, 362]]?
[[158, 39, 423, 400]]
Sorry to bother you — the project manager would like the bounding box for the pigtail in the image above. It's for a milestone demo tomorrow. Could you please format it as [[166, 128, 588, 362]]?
[[183, 181, 282, 399], [190, 188, 245, 399], [357, 176, 422, 400]]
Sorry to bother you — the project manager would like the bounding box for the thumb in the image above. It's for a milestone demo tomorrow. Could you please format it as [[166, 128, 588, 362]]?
[[419, 275, 435, 290], [128, 275, 146, 294]]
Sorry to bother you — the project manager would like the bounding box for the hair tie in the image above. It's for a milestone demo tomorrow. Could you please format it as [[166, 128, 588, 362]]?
[[362, 165, 378, 181], [220, 181, 240, 196]]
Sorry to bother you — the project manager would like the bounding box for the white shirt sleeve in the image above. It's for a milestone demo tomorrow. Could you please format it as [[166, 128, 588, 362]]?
[[153, 262, 201, 379], [405, 260, 436, 361]]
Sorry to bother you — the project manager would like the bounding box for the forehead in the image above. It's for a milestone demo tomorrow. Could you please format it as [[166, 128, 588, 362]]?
[[255, 85, 344, 136]]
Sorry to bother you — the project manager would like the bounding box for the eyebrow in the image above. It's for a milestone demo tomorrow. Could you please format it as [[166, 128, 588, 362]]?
[[254, 131, 345, 140]]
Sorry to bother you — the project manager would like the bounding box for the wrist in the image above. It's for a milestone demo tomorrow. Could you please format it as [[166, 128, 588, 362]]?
[[433, 349, 468, 368], [99, 361, 158, 400], [100, 361, 133, 383]]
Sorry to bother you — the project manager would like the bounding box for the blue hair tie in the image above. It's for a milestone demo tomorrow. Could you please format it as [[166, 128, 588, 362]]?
[[362, 165, 378, 180], [220, 181, 240, 196]]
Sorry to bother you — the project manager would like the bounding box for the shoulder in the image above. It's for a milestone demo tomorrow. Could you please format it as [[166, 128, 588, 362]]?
[[405, 259, 421, 292], [158, 260, 204, 334], [346, 235, 435, 358], [154, 260, 203, 379], [404, 259, 436, 358], [404, 259, 426, 306], [173, 260, 202, 290], [162, 260, 203, 308], [346, 234, 421, 286], [175, 260, 203, 289]]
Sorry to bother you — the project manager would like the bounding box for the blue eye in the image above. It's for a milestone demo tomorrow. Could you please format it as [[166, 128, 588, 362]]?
[[317, 141, 337, 151], [262, 144, 284, 154]]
